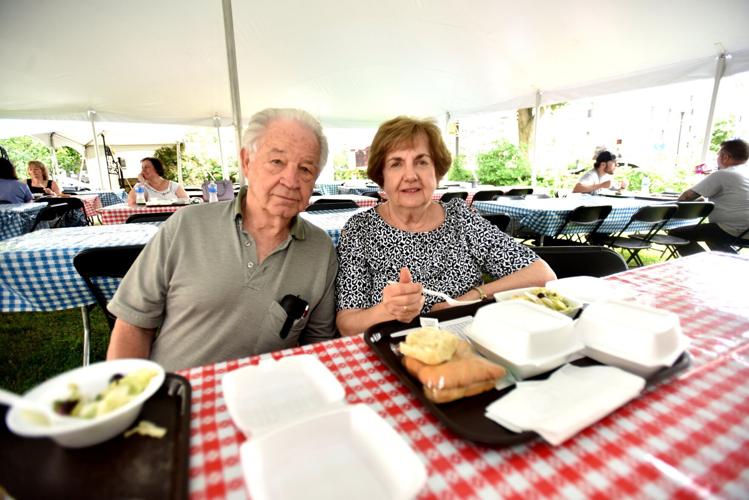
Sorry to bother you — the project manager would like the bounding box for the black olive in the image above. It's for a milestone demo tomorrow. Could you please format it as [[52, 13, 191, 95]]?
[[53, 399, 79, 416], [109, 373, 124, 384]]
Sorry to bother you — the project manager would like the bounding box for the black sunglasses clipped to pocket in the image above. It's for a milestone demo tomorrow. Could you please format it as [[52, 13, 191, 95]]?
[[278, 295, 309, 339]]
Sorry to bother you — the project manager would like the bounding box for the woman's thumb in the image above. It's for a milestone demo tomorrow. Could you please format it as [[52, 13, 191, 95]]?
[[399, 267, 413, 283]]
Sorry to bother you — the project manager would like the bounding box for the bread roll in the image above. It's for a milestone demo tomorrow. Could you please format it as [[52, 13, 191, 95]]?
[[398, 327, 459, 365]]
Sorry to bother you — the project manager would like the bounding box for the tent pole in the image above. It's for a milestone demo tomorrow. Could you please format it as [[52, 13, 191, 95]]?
[[88, 110, 109, 190], [531, 90, 542, 186], [214, 114, 228, 180], [176, 141, 184, 186], [48, 133, 59, 179], [221, 0, 243, 185], [700, 53, 727, 163]]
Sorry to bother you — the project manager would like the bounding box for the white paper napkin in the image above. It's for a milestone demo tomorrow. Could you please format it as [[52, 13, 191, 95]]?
[[485, 364, 645, 445]]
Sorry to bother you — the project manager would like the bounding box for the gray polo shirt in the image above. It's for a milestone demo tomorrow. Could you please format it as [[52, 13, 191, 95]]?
[[108, 187, 338, 371], [691, 164, 749, 237]]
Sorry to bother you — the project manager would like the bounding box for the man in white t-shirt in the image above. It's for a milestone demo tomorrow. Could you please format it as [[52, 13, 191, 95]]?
[[572, 151, 627, 194], [668, 138, 749, 255]]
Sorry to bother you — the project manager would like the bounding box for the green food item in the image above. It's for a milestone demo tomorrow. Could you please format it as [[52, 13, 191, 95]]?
[[513, 287, 572, 313], [54, 367, 159, 419]]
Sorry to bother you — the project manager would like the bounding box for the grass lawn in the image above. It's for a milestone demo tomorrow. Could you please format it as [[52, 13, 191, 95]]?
[[0, 307, 110, 393]]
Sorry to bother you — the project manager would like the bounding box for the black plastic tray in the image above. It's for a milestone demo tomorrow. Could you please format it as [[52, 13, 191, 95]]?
[[364, 301, 691, 446], [0, 373, 191, 499]]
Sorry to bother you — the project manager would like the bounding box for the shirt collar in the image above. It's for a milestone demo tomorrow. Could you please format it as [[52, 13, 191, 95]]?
[[234, 185, 306, 240]]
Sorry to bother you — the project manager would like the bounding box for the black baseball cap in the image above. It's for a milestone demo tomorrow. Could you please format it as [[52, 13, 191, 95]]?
[[596, 151, 616, 164]]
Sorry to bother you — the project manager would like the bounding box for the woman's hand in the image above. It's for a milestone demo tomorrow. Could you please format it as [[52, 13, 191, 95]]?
[[429, 301, 450, 312], [382, 267, 424, 323]]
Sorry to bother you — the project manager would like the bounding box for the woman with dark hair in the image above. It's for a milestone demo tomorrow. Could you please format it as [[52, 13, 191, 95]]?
[[335, 116, 555, 336], [0, 158, 33, 203], [127, 156, 188, 206], [27, 160, 61, 195]]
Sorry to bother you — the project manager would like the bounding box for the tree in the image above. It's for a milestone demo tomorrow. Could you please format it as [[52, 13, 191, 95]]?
[[447, 154, 474, 182], [516, 103, 566, 160], [476, 141, 531, 185], [710, 118, 735, 152], [0, 136, 52, 177]]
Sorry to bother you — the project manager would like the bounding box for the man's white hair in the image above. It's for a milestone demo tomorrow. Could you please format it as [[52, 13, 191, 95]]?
[[241, 108, 328, 167]]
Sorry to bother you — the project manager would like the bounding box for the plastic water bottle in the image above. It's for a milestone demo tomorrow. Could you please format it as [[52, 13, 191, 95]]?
[[134, 183, 146, 205], [641, 176, 650, 194], [208, 181, 218, 203]]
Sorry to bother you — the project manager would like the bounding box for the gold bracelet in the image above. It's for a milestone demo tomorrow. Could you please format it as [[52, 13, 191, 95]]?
[[472, 286, 487, 300]]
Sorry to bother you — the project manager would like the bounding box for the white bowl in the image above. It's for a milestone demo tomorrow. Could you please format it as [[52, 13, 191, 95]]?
[[468, 301, 583, 379], [240, 404, 426, 500], [6, 359, 165, 448], [575, 300, 688, 377], [545, 276, 636, 304], [493, 287, 582, 318]]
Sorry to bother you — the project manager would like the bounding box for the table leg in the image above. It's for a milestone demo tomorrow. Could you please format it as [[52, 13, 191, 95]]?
[[80, 305, 91, 366]]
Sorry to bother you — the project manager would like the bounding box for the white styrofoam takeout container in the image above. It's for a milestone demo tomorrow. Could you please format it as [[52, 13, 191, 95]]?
[[468, 301, 583, 379], [493, 287, 582, 318], [545, 276, 637, 304], [575, 300, 688, 377]]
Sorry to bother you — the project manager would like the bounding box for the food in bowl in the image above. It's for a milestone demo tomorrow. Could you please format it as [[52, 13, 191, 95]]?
[[400, 329, 506, 403], [507, 287, 574, 313], [53, 367, 160, 419]]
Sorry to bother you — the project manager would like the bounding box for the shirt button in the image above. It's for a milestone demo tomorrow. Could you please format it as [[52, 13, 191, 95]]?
[[247, 262, 254, 268], [245, 241, 251, 246]]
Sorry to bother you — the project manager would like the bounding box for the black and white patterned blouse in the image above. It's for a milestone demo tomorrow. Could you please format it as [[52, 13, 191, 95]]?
[[335, 199, 539, 314]]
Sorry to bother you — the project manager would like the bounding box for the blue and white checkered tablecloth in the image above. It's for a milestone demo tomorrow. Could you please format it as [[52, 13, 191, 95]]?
[[76, 189, 127, 207], [0, 203, 47, 241], [314, 183, 341, 195], [0, 224, 158, 312], [473, 196, 696, 236], [299, 207, 370, 246]]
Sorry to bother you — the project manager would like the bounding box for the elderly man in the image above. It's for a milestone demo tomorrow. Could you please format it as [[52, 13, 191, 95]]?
[[573, 151, 626, 194], [107, 108, 338, 371], [668, 138, 749, 255]]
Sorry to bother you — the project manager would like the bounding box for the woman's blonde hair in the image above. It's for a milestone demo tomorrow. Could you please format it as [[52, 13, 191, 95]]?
[[367, 116, 452, 187], [28, 160, 49, 181]]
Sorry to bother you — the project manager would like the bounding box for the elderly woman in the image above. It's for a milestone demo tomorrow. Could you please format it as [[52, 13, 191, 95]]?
[[127, 157, 188, 206], [335, 116, 555, 335], [27, 160, 61, 196]]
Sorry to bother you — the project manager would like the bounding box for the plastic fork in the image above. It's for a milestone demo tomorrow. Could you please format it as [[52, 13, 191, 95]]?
[[387, 281, 481, 306]]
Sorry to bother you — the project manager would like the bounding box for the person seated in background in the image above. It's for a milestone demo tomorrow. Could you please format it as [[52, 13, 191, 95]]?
[[126, 157, 189, 205], [107, 108, 338, 371], [572, 151, 627, 194], [335, 116, 556, 336], [668, 138, 749, 255], [0, 158, 33, 203], [26, 160, 61, 196]]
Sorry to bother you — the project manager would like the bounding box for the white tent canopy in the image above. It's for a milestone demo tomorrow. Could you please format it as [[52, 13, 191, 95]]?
[[1, 0, 748, 128]]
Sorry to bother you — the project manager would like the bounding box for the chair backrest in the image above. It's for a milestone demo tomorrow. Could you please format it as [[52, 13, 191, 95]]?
[[553, 204, 612, 239], [673, 201, 714, 223], [73, 244, 146, 330], [471, 190, 505, 204], [439, 191, 468, 202], [482, 213, 512, 232], [306, 200, 359, 211], [528, 245, 628, 278], [505, 188, 533, 196], [311, 190, 323, 196], [31, 198, 87, 230], [614, 204, 679, 241], [361, 190, 382, 201], [126, 212, 174, 224]]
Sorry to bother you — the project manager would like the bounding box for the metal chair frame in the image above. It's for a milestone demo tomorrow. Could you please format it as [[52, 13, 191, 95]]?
[[603, 204, 678, 267], [646, 201, 714, 259]]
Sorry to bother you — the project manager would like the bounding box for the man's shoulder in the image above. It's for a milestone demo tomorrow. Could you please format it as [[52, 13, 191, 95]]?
[[297, 216, 336, 248]]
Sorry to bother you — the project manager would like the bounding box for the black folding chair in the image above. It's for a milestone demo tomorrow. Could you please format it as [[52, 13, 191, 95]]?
[[602, 204, 678, 267], [306, 200, 359, 211], [32, 197, 89, 229], [647, 201, 714, 259], [504, 188, 533, 196], [730, 227, 749, 253], [482, 213, 512, 232], [544, 205, 613, 246], [361, 190, 382, 202], [126, 212, 174, 224], [528, 245, 628, 278], [439, 191, 468, 202], [73, 244, 146, 363], [470, 189, 505, 205], [311, 190, 323, 196]]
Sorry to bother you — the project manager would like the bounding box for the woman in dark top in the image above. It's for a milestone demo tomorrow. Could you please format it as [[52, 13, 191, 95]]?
[[26, 160, 61, 195], [0, 158, 33, 203]]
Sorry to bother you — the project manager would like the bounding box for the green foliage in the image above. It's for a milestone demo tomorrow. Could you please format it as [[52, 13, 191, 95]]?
[[334, 167, 368, 181], [56, 146, 82, 175], [0, 136, 52, 177], [153, 144, 234, 185], [710, 118, 735, 152], [476, 141, 531, 185], [447, 154, 474, 182]]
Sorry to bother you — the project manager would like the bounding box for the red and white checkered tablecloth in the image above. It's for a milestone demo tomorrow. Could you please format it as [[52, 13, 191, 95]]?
[[179, 252, 749, 499], [73, 194, 102, 219], [98, 203, 187, 225]]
